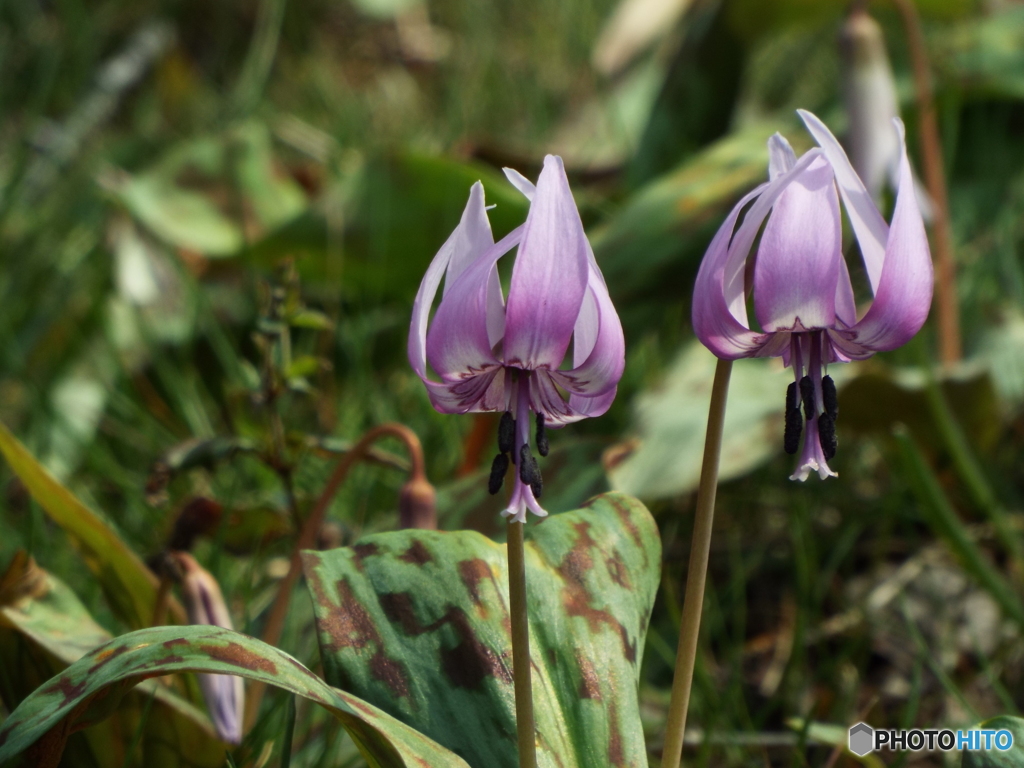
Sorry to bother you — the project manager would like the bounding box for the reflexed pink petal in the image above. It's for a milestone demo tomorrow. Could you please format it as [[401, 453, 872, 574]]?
[[848, 119, 933, 351], [443, 182, 494, 291], [550, 259, 624, 399], [529, 369, 577, 425], [421, 368, 505, 414], [754, 156, 842, 331], [798, 109, 889, 294], [722, 149, 824, 323], [567, 386, 618, 420], [834, 257, 858, 328], [421, 226, 522, 380], [426, 264, 501, 379], [691, 186, 770, 359], [503, 167, 536, 200], [504, 156, 590, 370], [768, 133, 797, 180], [409, 183, 516, 389]]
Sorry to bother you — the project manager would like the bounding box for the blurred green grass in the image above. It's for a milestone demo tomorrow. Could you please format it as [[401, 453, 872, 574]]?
[[4, 0, 1024, 765]]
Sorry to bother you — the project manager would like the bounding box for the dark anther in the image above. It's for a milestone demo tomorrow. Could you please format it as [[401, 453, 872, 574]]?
[[530, 470, 543, 499], [519, 445, 536, 486], [818, 412, 837, 460], [488, 453, 509, 495], [799, 376, 815, 422], [784, 383, 803, 455], [822, 375, 838, 421], [535, 412, 549, 457], [518, 444, 543, 497], [498, 411, 515, 454]]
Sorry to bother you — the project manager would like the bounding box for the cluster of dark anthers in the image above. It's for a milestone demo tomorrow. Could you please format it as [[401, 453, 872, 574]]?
[[488, 411, 548, 497], [784, 374, 838, 459]]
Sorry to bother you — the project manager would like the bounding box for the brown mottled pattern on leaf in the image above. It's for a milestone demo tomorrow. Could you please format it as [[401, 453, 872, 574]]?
[[577, 655, 601, 700], [398, 540, 433, 566], [41, 676, 87, 706], [197, 641, 277, 674], [0, 625, 471, 768], [302, 492, 660, 768], [558, 521, 637, 663], [86, 643, 130, 674]]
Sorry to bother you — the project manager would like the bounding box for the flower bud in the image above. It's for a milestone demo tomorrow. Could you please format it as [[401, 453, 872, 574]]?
[[399, 476, 437, 530], [840, 7, 900, 202], [173, 553, 244, 744]]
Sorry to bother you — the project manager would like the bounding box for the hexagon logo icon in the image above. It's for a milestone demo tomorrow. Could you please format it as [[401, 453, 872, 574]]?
[[849, 723, 874, 756]]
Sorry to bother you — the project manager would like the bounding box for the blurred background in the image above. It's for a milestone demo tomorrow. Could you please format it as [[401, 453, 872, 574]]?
[[3, 0, 1024, 764]]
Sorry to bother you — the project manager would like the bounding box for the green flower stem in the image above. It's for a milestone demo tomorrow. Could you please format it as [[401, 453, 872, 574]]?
[[662, 358, 733, 768], [507, 519, 537, 768]]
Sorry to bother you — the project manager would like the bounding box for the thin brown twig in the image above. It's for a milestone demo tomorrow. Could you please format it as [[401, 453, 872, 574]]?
[[892, 0, 961, 365], [243, 422, 427, 730]]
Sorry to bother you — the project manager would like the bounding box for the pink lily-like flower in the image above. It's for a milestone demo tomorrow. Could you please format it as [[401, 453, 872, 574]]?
[[409, 155, 625, 523], [693, 110, 933, 480]]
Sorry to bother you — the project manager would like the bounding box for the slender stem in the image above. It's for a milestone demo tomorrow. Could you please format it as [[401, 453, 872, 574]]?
[[661, 358, 733, 768], [244, 422, 427, 730], [892, 0, 961, 365], [507, 519, 537, 768]]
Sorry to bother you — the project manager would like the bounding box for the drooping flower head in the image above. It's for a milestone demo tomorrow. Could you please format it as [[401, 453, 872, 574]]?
[[409, 156, 625, 522], [173, 552, 244, 744], [692, 110, 933, 480]]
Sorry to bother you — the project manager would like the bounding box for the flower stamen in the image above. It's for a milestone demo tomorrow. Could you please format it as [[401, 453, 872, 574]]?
[[784, 382, 803, 455], [822, 375, 838, 421], [499, 411, 516, 454], [535, 412, 549, 457], [488, 453, 509, 495], [799, 375, 816, 421]]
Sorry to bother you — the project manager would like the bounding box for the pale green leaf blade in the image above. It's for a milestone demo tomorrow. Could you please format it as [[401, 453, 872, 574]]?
[[0, 420, 182, 629]]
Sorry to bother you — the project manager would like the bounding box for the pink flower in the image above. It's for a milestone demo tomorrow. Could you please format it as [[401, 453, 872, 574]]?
[[692, 110, 933, 480], [409, 156, 624, 521]]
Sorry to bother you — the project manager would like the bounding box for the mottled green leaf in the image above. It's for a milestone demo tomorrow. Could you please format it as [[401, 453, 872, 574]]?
[[0, 420, 184, 629], [962, 716, 1024, 768], [302, 491, 661, 768], [0, 553, 225, 768], [0, 625, 469, 768]]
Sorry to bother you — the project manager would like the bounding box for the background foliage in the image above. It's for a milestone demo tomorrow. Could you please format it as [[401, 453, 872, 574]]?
[[3, 0, 1024, 765]]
